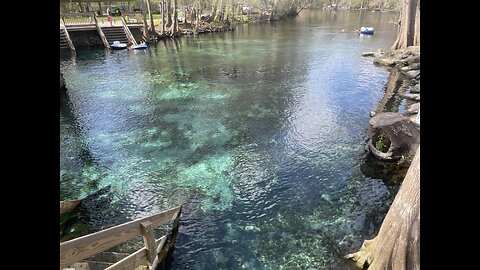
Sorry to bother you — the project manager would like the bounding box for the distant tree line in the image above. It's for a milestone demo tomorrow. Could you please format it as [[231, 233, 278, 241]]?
[[60, 0, 402, 22]]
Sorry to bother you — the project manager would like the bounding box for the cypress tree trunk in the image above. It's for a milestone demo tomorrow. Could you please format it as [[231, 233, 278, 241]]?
[[346, 147, 420, 269], [161, 0, 165, 35], [140, 0, 150, 41], [146, 0, 156, 35], [391, 0, 420, 50], [212, 0, 219, 20], [413, 0, 420, 45], [166, 0, 172, 28], [269, 0, 278, 21], [170, 0, 178, 36], [214, 0, 225, 22]]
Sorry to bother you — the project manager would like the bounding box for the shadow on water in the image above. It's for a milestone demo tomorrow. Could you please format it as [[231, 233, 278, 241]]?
[[60, 186, 115, 242], [360, 152, 410, 188], [360, 68, 412, 187], [60, 90, 102, 199], [371, 68, 410, 114]]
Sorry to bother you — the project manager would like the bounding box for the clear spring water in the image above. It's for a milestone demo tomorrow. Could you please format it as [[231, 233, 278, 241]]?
[[60, 10, 399, 269]]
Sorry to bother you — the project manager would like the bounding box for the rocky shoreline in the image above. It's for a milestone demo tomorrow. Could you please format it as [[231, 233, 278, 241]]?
[[361, 46, 420, 163]]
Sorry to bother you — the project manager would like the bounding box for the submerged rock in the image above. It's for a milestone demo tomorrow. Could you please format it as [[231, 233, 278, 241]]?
[[321, 193, 333, 203], [368, 112, 420, 160]]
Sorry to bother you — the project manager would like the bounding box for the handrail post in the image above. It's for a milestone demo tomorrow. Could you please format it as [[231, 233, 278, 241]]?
[[60, 205, 182, 269], [157, 206, 182, 265], [141, 221, 158, 269], [61, 15, 76, 53], [121, 15, 138, 46], [94, 13, 110, 49]]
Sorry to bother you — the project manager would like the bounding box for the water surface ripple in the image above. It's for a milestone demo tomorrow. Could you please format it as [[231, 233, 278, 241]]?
[[61, 10, 398, 269]]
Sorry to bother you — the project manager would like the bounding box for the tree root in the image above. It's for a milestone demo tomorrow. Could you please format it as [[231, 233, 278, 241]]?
[[345, 147, 420, 270], [345, 239, 376, 269]]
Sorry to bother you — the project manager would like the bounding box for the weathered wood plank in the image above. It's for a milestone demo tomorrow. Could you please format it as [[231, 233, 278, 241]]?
[[60, 199, 81, 214], [156, 207, 181, 265], [61, 18, 77, 53], [150, 256, 159, 270], [60, 205, 181, 267], [104, 247, 148, 270], [141, 221, 157, 265], [121, 16, 138, 46], [88, 251, 130, 263], [104, 235, 168, 270], [155, 236, 167, 254], [94, 15, 110, 48], [157, 231, 178, 265], [62, 12, 96, 17]]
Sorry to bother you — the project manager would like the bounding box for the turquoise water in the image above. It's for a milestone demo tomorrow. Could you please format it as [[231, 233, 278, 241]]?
[[61, 10, 399, 269]]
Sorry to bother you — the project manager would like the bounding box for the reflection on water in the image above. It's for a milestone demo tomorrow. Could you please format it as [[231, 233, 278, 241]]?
[[60, 10, 398, 269]]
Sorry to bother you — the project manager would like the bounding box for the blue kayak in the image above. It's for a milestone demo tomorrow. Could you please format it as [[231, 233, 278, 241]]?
[[360, 27, 374, 35]]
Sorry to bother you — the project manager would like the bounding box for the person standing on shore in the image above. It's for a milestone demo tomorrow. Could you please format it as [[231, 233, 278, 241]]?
[[107, 6, 113, 26]]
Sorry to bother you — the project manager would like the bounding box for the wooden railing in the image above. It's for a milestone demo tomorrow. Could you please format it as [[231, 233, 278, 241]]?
[[121, 11, 145, 25], [93, 14, 110, 49], [121, 15, 138, 46], [60, 205, 182, 270], [60, 16, 76, 52], [61, 12, 96, 26]]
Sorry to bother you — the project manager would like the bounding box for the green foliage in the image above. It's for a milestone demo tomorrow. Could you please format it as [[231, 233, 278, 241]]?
[[375, 134, 386, 152]]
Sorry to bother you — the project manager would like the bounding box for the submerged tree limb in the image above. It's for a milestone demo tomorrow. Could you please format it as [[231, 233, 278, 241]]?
[[346, 146, 420, 270]]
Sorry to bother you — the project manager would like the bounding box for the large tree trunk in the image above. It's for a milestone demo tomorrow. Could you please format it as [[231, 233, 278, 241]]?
[[391, 0, 420, 50], [230, 0, 235, 29], [170, 0, 178, 36], [140, 0, 151, 41], [166, 0, 172, 28], [214, 0, 225, 22], [146, 0, 156, 36], [270, 0, 278, 21], [346, 146, 420, 269], [184, 7, 188, 24], [413, 0, 420, 45], [161, 0, 165, 35]]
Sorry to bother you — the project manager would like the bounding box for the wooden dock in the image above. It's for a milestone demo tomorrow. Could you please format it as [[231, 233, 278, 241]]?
[[60, 197, 182, 270], [60, 12, 144, 53]]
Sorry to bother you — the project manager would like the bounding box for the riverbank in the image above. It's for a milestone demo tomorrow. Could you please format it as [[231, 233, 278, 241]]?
[[148, 10, 298, 40], [363, 45, 420, 152], [358, 46, 420, 186], [346, 46, 421, 269]]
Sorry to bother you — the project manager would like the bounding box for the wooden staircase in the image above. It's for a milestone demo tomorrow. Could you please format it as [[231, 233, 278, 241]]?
[[60, 29, 70, 50], [65, 251, 130, 270], [60, 12, 141, 50], [60, 203, 182, 270], [101, 26, 129, 45]]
